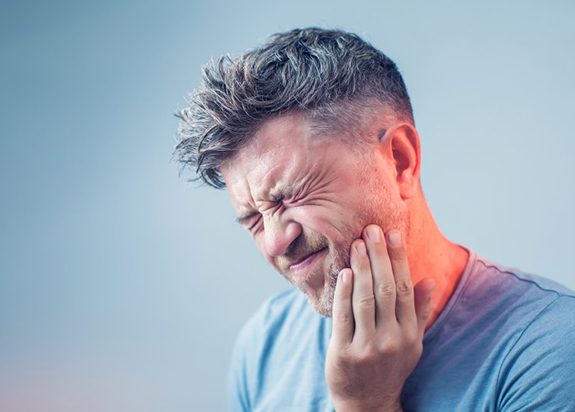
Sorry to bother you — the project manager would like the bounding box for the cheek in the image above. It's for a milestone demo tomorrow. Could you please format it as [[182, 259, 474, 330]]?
[[253, 234, 273, 264], [288, 203, 362, 244]]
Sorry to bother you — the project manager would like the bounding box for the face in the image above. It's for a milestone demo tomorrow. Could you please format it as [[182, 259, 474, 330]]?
[[221, 113, 409, 317]]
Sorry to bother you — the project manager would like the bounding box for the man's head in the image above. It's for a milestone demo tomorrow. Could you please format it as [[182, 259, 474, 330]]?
[[175, 28, 423, 316]]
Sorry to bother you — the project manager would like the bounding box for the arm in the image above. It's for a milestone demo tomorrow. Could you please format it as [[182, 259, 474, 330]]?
[[325, 225, 435, 412]]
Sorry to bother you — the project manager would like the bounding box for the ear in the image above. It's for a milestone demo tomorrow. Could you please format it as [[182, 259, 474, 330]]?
[[384, 123, 421, 199]]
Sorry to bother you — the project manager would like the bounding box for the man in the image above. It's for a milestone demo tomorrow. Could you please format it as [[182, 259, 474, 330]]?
[[175, 28, 575, 411]]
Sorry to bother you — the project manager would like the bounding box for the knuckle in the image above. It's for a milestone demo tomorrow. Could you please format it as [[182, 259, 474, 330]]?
[[335, 311, 352, 324], [396, 278, 413, 296], [414, 340, 423, 355], [417, 301, 432, 320], [403, 329, 418, 346], [356, 346, 376, 364], [410, 340, 424, 359], [379, 339, 400, 355], [420, 307, 431, 320], [377, 282, 396, 297], [357, 294, 376, 309], [337, 348, 354, 366]]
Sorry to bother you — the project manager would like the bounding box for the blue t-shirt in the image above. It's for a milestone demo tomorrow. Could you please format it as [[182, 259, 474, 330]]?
[[228, 251, 575, 411]]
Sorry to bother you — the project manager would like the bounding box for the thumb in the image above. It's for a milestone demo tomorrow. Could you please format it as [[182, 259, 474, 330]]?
[[414, 277, 436, 337]]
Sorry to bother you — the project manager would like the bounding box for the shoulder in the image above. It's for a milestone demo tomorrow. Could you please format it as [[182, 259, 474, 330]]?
[[472, 255, 575, 345], [430, 252, 573, 342], [463, 254, 574, 324], [469, 257, 575, 410], [474, 255, 574, 298]]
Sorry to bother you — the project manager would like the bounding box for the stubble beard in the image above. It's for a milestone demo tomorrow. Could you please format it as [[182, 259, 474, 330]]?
[[276, 234, 347, 317], [312, 245, 349, 317], [279, 197, 410, 318], [275, 153, 411, 317]]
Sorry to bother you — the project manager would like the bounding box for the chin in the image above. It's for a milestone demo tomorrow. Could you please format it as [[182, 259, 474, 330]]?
[[303, 275, 337, 318], [283, 247, 345, 317], [311, 298, 334, 318]]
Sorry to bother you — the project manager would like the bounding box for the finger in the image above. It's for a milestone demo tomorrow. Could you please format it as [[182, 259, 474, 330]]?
[[331, 268, 354, 346], [363, 224, 396, 327], [350, 239, 376, 341], [414, 277, 436, 337], [386, 230, 416, 326]]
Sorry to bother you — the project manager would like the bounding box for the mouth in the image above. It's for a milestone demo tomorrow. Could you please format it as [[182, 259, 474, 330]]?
[[289, 247, 328, 275]]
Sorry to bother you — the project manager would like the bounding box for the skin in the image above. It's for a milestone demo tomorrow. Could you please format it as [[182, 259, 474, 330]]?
[[221, 108, 469, 410]]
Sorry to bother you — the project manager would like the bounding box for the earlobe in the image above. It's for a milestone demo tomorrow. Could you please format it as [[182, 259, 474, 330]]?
[[389, 124, 421, 199]]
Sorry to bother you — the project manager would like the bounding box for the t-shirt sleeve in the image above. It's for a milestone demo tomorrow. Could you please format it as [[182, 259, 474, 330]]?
[[497, 295, 575, 411]]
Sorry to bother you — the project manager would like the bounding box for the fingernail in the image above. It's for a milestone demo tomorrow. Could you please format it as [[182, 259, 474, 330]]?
[[356, 241, 366, 256], [387, 230, 402, 246], [366, 225, 381, 241]]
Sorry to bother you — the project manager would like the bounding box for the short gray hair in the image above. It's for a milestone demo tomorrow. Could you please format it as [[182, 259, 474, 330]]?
[[175, 27, 414, 188]]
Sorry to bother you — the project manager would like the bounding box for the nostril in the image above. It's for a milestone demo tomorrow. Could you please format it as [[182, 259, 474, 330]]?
[[264, 219, 303, 257]]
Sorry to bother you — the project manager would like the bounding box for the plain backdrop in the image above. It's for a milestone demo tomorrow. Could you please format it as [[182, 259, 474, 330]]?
[[1, 1, 574, 411]]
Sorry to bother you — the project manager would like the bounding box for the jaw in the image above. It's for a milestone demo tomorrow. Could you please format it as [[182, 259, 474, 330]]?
[[281, 249, 344, 318]]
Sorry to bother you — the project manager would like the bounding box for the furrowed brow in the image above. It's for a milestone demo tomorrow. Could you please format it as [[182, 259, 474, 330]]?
[[269, 183, 295, 201], [234, 183, 298, 226]]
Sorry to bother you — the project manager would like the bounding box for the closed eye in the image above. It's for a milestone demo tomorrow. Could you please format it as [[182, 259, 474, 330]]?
[[235, 212, 263, 234], [247, 215, 262, 233], [236, 211, 259, 226]]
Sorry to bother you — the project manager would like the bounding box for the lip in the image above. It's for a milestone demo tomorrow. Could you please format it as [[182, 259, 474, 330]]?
[[289, 248, 328, 275]]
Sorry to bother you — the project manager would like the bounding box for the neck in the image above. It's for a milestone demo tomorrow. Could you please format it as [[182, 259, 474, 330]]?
[[405, 195, 469, 327]]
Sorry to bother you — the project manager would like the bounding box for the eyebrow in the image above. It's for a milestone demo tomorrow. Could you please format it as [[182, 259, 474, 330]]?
[[269, 183, 295, 201], [234, 183, 298, 225]]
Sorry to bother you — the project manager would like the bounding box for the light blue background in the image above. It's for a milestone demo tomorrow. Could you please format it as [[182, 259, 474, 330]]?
[[1, 1, 573, 411]]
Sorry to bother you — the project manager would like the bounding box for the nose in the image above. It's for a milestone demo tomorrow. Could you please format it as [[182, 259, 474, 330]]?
[[262, 212, 302, 257]]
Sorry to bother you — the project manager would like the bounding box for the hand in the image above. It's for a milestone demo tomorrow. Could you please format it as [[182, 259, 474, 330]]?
[[325, 225, 435, 412]]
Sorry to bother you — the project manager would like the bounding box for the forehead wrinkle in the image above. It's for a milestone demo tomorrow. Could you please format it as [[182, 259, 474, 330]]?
[[230, 112, 323, 207], [252, 159, 299, 202]]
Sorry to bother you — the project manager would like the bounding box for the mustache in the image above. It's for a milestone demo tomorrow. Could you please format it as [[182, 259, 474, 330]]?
[[276, 235, 329, 271]]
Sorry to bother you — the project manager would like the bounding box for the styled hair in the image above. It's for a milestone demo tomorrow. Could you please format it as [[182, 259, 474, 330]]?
[[175, 27, 414, 188]]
